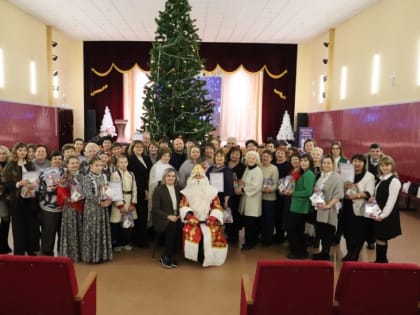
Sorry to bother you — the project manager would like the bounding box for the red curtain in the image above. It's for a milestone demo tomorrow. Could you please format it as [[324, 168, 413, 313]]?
[[84, 42, 297, 142]]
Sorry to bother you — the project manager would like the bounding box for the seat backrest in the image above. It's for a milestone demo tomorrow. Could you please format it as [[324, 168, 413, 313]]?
[[335, 261, 420, 315], [252, 260, 334, 315], [0, 255, 79, 315]]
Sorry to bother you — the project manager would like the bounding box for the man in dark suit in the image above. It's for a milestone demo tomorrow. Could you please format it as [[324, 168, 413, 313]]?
[[367, 143, 383, 178], [365, 143, 383, 249]]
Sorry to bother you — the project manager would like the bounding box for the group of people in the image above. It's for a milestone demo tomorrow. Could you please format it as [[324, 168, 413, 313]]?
[[285, 140, 401, 263], [0, 134, 402, 268]]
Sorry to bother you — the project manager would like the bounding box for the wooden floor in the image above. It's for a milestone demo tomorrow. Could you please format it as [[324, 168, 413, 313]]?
[[73, 208, 420, 315]]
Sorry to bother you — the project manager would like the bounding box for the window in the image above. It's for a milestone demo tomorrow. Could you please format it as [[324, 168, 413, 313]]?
[[53, 74, 59, 98], [319, 75, 326, 103], [417, 39, 420, 86], [340, 66, 347, 100], [30, 60, 37, 95], [371, 54, 380, 94], [0, 49, 4, 88]]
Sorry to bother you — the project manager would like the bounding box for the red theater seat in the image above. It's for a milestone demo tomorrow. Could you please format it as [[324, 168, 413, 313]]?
[[334, 261, 420, 315], [240, 260, 334, 315], [0, 255, 97, 315]]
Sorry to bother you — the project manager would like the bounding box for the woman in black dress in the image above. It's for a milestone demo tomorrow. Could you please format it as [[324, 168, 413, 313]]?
[[225, 146, 246, 243], [127, 140, 153, 247], [341, 154, 375, 261], [371, 155, 401, 263]]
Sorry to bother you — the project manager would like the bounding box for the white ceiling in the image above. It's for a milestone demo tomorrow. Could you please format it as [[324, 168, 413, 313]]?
[[7, 0, 379, 43]]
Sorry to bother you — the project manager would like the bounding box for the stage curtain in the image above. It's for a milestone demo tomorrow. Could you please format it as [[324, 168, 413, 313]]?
[[84, 42, 297, 142]]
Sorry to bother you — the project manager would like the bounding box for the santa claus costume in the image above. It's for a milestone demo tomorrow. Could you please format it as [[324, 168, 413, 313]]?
[[179, 164, 228, 267]]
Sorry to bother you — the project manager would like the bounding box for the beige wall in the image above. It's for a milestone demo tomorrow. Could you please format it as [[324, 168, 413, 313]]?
[[295, 0, 420, 114], [3, 0, 419, 137], [0, 0, 84, 138], [50, 29, 84, 138], [0, 0, 48, 105]]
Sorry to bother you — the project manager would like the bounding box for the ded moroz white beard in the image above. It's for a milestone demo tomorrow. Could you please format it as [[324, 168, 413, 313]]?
[[182, 176, 218, 221]]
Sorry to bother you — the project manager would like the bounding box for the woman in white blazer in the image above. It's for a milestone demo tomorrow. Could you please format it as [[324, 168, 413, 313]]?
[[236, 151, 263, 250]]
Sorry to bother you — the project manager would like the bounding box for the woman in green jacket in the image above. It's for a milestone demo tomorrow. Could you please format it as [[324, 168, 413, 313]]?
[[287, 154, 315, 259]]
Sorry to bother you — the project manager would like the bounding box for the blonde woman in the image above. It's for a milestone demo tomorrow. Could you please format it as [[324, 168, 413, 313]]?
[[236, 151, 263, 250], [312, 155, 344, 260], [370, 155, 401, 263]]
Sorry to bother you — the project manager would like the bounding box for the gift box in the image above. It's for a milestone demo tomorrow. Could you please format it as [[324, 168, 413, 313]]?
[[278, 175, 295, 194], [310, 190, 325, 207], [364, 200, 382, 218]]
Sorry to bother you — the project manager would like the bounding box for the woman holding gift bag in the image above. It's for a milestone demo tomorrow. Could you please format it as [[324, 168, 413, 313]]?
[[287, 154, 316, 259], [110, 155, 137, 253], [341, 154, 375, 261], [311, 155, 344, 260], [371, 155, 401, 263], [236, 151, 263, 250], [58, 156, 85, 262], [81, 156, 113, 263], [1, 142, 39, 255]]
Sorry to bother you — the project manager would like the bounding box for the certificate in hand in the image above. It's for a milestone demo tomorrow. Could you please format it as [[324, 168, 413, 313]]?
[[105, 181, 124, 201], [339, 163, 355, 183], [209, 172, 224, 192]]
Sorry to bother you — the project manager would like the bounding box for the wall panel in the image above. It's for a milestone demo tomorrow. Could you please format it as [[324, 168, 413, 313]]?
[[308, 102, 420, 181], [0, 101, 59, 150]]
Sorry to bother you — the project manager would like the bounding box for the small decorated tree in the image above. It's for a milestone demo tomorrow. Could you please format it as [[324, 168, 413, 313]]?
[[99, 106, 117, 137], [276, 110, 295, 142]]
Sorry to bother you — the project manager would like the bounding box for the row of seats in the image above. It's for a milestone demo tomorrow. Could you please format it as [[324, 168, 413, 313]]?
[[0, 255, 97, 315], [241, 260, 420, 315], [1, 255, 419, 315]]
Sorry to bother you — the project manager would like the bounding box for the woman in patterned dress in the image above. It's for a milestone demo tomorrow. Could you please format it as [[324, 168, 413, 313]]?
[[58, 156, 85, 262], [81, 156, 113, 263]]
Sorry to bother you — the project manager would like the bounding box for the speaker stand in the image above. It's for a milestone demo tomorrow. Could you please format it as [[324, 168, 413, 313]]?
[[115, 119, 128, 143]]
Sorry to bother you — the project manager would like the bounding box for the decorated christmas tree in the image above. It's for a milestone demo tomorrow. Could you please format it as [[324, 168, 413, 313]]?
[[141, 0, 214, 143], [276, 110, 295, 142], [99, 106, 117, 137]]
